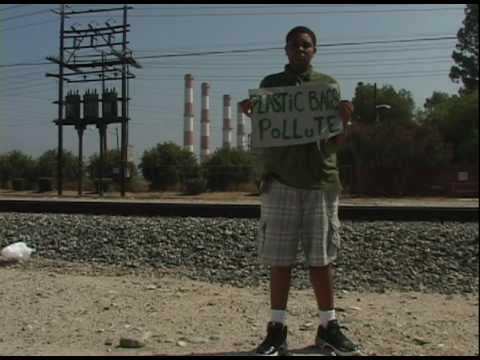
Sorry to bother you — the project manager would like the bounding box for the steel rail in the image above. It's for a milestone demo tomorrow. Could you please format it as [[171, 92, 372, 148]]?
[[0, 199, 477, 222]]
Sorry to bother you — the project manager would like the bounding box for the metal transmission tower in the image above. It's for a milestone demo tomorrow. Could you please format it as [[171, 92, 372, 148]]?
[[46, 4, 141, 197]]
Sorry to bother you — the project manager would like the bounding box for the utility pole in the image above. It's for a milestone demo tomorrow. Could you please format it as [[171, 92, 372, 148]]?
[[76, 111, 85, 196], [56, 4, 65, 196], [47, 5, 141, 197], [120, 4, 128, 197]]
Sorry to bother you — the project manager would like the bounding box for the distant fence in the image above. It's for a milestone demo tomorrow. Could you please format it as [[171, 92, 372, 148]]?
[[3, 163, 478, 198], [341, 164, 478, 197]]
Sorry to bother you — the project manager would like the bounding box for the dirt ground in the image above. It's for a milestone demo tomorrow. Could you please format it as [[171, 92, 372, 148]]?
[[1, 188, 478, 209], [0, 258, 477, 356]]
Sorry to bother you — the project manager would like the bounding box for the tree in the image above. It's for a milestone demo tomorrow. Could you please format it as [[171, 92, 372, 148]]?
[[423, 91, 452, 115], [36, 149, 79, 182], [87, 149, 138, 182], [0, 150, 37, 188], [450, 4, 479, 93], [202, 147, 255, 191], [352, 82, 415, 125], [412, 124, 451, 167], [445, 90, 479, 163], [421, 90, 478, 164], [0, 154, 8, 187], [344, 120, 450, 195], [139, 142, 198, 190]]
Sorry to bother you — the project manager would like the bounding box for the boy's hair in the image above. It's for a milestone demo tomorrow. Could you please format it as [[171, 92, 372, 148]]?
[[286, 26, 317, 47]]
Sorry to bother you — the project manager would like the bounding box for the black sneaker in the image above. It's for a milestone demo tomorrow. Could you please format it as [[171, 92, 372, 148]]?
[[315, 320, 361, 356], [255, 322, 288, 356]]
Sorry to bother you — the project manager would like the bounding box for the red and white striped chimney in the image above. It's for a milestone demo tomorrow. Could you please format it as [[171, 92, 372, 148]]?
[[200, 82, 211, 162], [183, 74, 194, 153], [222, 94, 232, 148], [236, 101, 247, 150]]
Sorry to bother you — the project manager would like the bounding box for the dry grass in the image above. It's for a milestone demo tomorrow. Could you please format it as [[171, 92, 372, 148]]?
[[0, 187, 477, 207], [0, 187, 260, 204]]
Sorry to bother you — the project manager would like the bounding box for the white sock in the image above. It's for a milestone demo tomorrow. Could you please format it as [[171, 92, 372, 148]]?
[[319, 309, 336, 328], [271, 309, 287, 325]]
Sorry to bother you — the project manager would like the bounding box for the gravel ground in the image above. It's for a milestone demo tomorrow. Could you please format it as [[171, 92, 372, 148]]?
[[0, 212, 478, 356], [0, 213, 478, 294]]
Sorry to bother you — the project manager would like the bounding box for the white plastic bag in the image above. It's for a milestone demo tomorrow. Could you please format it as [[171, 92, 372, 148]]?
[[0, 242, 35, 260]]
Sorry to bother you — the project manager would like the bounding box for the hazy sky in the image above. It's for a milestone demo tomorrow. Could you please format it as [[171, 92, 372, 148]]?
[[0, 4, 466, 163]]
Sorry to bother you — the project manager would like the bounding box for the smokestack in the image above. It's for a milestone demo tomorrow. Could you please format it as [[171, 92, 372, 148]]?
[[200, 82, 211, 162], [222, 94, 232, 148], [236, 101, 247, 151], [183, 74, 194, 153]]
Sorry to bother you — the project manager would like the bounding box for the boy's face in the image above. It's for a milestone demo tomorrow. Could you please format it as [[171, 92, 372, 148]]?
[[285, 32, 316, 70]]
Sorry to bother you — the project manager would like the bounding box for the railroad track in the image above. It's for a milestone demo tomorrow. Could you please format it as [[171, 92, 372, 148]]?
[[0, 199, 477, 222]]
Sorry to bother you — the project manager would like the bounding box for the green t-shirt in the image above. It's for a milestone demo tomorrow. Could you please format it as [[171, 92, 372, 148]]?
[[255, 64, 342, 191]]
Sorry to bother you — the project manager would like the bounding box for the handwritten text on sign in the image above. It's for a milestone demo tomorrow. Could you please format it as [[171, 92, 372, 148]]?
[[249, 83, 343, 148]]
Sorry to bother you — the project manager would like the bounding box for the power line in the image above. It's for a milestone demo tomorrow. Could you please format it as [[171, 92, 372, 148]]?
[[140, 67, 451, 78], [134, 71, 450, 82], [142, 58, 452, 70], [0, 61, 51, 68], [0, 80, 56, 93], [0, 65, 453, 96], [128, 7, 464, 18], [136, 36, 456, 60], [0, 69, 48, 79], [321, 36, 455, 48], [0, 94, 51, 102], [1, 122, 52, 127], [0, 19, 58, 32], [318, 44, 454, 57], [0, 82, 55, 94], [91, 31, 458, 55], [166, 44, 453, 60], [0, 76, 53, 87], [141, 54, 452, 66], [0, 4, 32, 12], [69, 5, 465, 20], [0, 71, 51, 83], [134, 35, 456, 56], [0, 9, 50, 22], [132, 5, 395, 11], [0, 36, 456, 69], [0, 77, 54, 88], [339, 73, 449, 80]]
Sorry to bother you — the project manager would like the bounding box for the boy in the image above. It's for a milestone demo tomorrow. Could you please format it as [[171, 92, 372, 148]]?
[[241, 26, 360, 356]]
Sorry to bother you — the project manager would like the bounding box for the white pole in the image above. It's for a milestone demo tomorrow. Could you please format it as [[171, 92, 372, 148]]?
[[223, 94, 232, 148], [200, 82, 211, 162], [183, 74, 194, 152]]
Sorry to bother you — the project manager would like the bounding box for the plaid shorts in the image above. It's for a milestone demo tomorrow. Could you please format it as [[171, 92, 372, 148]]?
[[257, 179, 341, 267]]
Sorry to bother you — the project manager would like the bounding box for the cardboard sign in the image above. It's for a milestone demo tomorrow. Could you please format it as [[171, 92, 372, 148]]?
[[249, 82, 343, 148]]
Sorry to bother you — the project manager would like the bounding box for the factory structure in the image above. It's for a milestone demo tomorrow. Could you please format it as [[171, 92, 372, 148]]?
[[183, 74, 250, 162]]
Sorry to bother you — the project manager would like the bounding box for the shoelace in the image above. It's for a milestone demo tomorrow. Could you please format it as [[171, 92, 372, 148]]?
[[328, 323, 351, 339], [262, 326, 285, 347]]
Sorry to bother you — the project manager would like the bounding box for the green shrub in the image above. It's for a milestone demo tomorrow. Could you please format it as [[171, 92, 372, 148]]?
[[36, 149, 79, 182], [37, 177, 54, 192], [1, 151, 37, 188], [87, 150, 137, 183], [139, 142, 198, 191], [126, 176, 150, 193], [202, 148, 254, 191], [94, 178, 113, 193], [183, 177, 207, 195], [149, 165, 178, 191], [12, 178, 25, 191]]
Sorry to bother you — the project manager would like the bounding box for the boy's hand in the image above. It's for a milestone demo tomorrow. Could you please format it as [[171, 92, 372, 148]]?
[[338, 100, 354, 124], [239, 99, 253, 118], [329, 100, 354, 146]]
